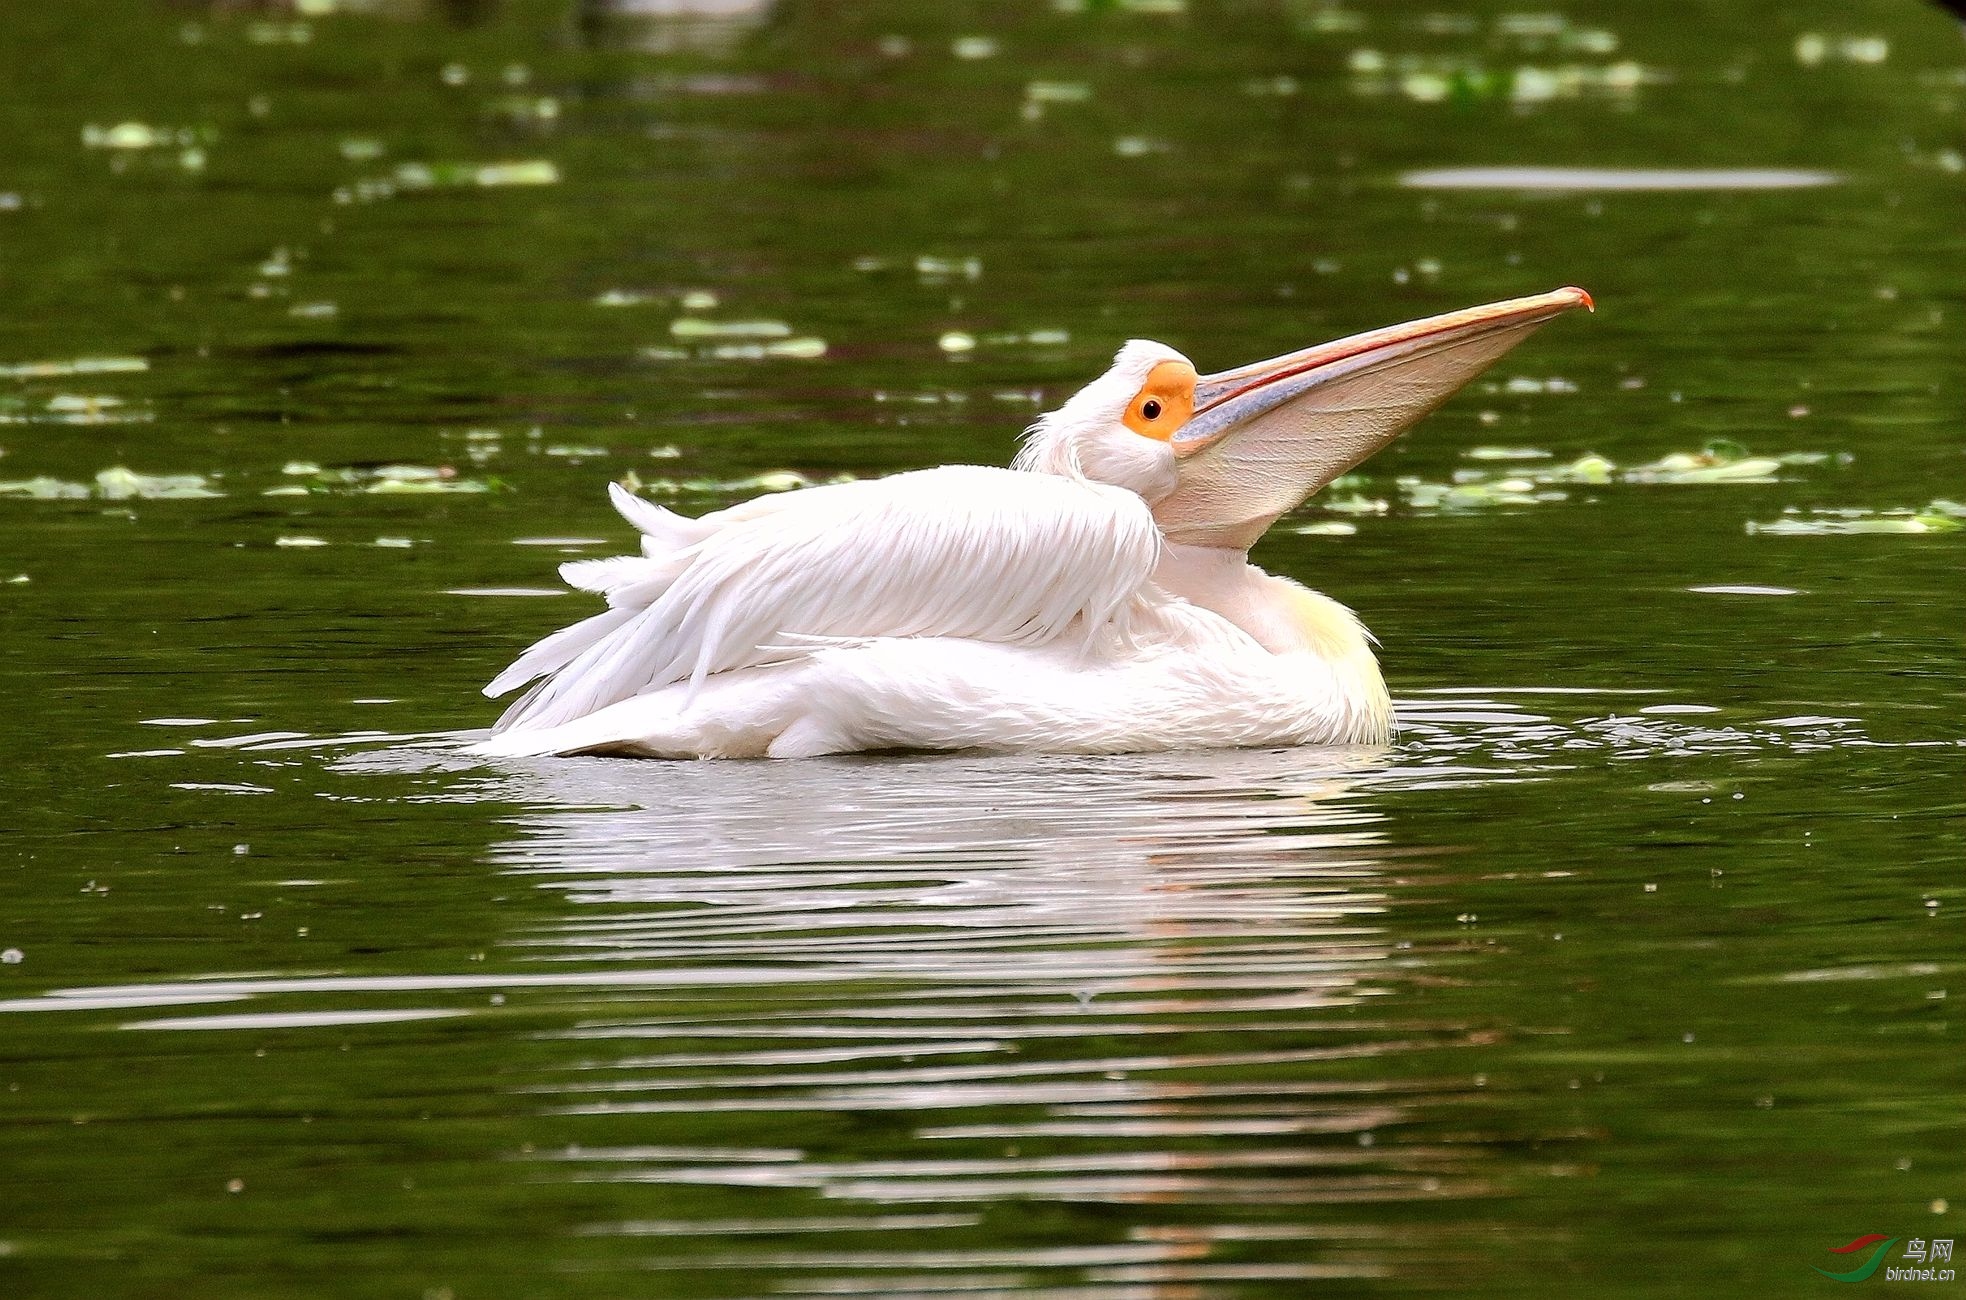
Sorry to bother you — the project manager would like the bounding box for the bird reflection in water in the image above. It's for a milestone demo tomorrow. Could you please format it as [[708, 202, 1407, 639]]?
[[472, 743, 1501, 1290]]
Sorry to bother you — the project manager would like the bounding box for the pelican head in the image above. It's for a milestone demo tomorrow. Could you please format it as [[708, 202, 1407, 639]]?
[[1018, 286, 1593, 550]]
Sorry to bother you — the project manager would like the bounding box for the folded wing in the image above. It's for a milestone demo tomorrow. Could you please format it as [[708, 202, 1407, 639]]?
[[485, 465, 1162, 733]]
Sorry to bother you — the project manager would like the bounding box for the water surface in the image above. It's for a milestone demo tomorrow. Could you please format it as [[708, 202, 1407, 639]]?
[[0, 1, 1960, 1296]]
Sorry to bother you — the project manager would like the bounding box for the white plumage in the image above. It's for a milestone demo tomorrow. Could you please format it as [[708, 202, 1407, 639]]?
[[486, 468, 1163, 734], [473, 288, 1590, 759]]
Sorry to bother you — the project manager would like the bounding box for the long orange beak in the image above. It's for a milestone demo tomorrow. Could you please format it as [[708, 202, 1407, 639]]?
[[1154, 286, 1592, 549]]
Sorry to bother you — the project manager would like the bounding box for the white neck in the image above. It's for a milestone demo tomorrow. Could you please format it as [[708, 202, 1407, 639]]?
[[1153, 542, 1392, 735]]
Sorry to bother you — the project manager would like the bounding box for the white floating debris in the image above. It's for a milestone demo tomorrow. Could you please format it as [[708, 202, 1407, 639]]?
[[952, 35, 1000, 60], [275, 535, 329, 548], [1688, 585, 1800, 596], [937, 331, 977, 354]]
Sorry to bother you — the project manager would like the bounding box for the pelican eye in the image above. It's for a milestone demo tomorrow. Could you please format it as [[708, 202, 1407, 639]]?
[[1121, 358, 1197, 440]]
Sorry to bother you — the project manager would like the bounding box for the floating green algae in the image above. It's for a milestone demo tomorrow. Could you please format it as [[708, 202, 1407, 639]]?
[[617, 468, 852, 498], [268, 463, 503, 496], [1748, 501, 1965, 536], [1393, 442, 1832, 510], [0, 468, 218, 500], [0, 356, 147, 379]]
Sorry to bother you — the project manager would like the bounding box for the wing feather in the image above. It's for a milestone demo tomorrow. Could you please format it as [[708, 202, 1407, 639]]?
[[486, 465, 1160, 733]]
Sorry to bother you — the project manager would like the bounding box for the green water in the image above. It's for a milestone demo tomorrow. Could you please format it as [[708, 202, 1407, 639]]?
[[2, 1, 1961, 1296]]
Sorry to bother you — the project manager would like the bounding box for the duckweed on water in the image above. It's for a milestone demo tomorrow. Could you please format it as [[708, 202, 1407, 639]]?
[[82, 122, 216, 151], [1322, 493, 1392, 515], [617, 468, 843, 498], [1297, 443, 1838, 522], [268, 463, 502, 495], [670, 318, 789, 339], [914, 255, 983, 283], [1748, 501, 1965, 536], [661, 318, 825, 360], [1339, 11, 1648, 106], [96, 467, 220, 500], [0, 476, 91, 500], [707, 338, 827, 360], [0, 393, 153, 425], [339, 160, 560, 202], [395, 160, 560, 188], [0, 356, 147, 378], [0, 468, 218, 500], [1021, 81, 1092, 120], [1402, 442, 1831, 509]]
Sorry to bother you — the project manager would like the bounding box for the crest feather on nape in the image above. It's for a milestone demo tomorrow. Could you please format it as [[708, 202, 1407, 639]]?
[[1013, 339, 1192, 479]]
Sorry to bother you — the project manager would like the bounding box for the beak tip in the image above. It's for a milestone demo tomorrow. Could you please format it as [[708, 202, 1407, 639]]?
[[1562, 285, 1595, 314]]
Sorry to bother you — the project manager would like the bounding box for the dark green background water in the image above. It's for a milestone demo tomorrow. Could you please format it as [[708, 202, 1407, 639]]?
[[1, 1, 1961, 1296]]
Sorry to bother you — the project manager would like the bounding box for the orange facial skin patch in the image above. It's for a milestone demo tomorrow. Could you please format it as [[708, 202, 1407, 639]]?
[[1122, 359, 1197, 440]]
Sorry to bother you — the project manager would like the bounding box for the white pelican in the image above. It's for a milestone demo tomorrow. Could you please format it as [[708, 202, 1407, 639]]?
[[474, 286, 1591, 759]]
